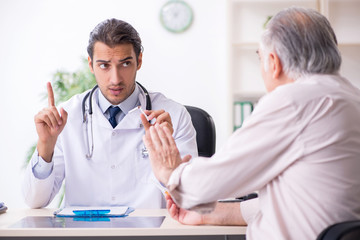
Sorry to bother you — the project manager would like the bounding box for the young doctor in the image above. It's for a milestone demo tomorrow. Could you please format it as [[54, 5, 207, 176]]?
[[23, 18, 198, 209]]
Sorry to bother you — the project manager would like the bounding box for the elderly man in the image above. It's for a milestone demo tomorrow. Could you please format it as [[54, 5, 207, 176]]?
[[142, 7, 360, 240]]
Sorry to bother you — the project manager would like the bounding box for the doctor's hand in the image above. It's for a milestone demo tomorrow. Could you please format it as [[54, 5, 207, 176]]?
[[142, 124, 191, 185], [166, 194, 204, 225], [140, 109, 173, 134], [34, 82, 68, 162]]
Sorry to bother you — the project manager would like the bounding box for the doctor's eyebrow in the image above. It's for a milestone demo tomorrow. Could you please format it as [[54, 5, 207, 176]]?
[[96, 60, 110, 63], [118, 56, 133, 62], [95, 56, 133, 63]]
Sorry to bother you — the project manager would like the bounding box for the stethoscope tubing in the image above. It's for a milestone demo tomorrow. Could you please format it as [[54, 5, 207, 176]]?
[[82, 82, 151, 159], [82, 82, 151, 120]]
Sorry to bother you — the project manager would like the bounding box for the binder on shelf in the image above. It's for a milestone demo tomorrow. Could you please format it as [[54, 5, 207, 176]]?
[[234, 101, 254, 131], [0, 202, 7, 214]]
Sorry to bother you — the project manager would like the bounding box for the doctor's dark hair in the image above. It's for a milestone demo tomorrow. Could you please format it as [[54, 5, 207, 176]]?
[[260, 7, 341, 80], [87, 18, 143, 64]]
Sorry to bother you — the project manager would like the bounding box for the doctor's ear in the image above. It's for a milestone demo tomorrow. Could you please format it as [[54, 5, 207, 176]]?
[[88, 56, 95, 74], [137, 52, 143, 70]]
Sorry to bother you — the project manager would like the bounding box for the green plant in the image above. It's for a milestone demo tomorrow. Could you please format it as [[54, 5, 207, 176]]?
[[50, 58, 97, 103], [263, 15, 272, 29], [24, 57, 96, 207]]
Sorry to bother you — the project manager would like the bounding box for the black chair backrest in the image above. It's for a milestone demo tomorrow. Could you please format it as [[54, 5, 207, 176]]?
[[185, 105, 216, 157], [317, 220, 360, 240]]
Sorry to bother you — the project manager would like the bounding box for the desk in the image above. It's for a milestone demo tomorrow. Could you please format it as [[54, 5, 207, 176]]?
[[0, 208, 246, 239]]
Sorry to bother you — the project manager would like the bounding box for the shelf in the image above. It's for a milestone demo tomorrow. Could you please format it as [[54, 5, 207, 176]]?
[[231, 47, 266, 96], [230, 0, 318, 43], [338, 45, 360, 88], [230, 0, 316, 3], [232, 42, 259, 48], [234, 93, 265, 101], [326, 0, 360, 43], [228, 0, 360, 131], [338, 43, 360, 47], [327, 0, 360, 3]]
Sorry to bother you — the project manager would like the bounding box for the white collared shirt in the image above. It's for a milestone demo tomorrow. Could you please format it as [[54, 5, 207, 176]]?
[[98, 84, 141, 123], [168, 74, 360, 240]]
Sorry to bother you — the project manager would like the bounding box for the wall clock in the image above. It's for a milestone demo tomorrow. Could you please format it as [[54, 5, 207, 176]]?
[[160, 0, 193, 33]]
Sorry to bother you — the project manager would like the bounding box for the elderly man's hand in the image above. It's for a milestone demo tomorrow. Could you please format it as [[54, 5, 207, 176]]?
[[142, 124, 191, 185], [166, 194, 204, 225]]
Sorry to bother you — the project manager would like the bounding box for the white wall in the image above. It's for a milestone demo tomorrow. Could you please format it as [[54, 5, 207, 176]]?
[[0, 0, 230, 208]]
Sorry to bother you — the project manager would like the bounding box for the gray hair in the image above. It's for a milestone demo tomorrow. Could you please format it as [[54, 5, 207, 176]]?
[[260, 7, 341, 80]]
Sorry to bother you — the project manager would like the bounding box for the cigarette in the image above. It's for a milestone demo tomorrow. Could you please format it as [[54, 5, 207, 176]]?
[[151, 179, 170, 197], [138, 107, 149, 121], [129, 106, 149, 121]]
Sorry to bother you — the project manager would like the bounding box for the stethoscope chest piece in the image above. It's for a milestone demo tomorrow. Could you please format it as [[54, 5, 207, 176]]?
[[141, 146, 149, 158]]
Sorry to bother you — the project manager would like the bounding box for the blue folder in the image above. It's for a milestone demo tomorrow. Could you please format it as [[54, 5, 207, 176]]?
[[0, 202, 7, 214], [54, 206, 134, 217]]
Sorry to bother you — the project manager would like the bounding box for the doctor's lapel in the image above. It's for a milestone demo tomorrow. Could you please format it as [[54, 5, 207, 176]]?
[[114, 90, 149, 130], [115, 91, 148, 129], [117, 110, 144, 129], [90, 93, 113, 129]]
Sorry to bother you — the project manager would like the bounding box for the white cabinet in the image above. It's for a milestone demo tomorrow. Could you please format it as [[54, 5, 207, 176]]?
[[321, 0, 360, 86], [228, 0, 360, 129]]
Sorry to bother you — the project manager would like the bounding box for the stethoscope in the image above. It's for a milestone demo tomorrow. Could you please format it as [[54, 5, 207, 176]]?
[[82, 81, 151, 159]]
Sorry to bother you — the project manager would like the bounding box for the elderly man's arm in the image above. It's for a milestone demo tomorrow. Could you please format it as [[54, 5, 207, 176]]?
[[165, 194, 247, 226]]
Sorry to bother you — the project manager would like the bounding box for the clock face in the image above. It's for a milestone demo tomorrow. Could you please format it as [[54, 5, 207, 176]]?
[[160, 0, 193, 33]]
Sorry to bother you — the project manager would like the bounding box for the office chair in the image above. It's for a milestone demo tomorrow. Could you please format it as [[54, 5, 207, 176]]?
[[185, 105, 216, 157], [317, 220, 360, 240], [185, 105, 258, 203]]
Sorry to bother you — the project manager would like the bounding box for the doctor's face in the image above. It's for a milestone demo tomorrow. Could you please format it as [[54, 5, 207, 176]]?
[[88, 42, 142, 105]]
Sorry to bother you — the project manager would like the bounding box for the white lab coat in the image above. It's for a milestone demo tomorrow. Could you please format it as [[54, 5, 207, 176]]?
[[23, 87, 198, 209]]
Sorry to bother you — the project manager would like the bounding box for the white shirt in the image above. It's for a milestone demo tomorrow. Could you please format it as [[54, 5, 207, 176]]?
[[23, 85, 198, 209], [167, 74, 360, 240], [98, 83, 140, 123]]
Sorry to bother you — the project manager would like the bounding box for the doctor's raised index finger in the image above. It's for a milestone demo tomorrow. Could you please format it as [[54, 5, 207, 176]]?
[[47, 82, 55, 107]]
